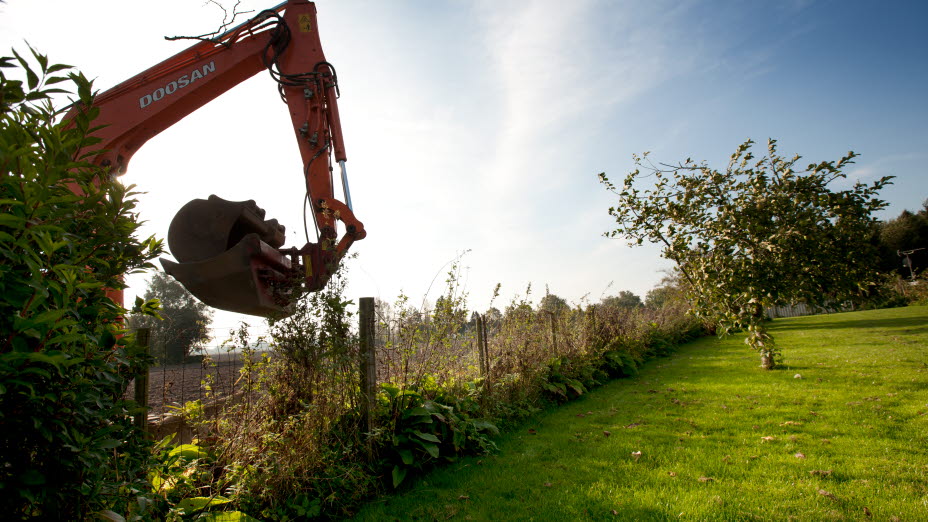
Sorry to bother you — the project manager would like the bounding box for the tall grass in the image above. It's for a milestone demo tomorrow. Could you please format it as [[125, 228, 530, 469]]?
[[152, 263, 704, 519]]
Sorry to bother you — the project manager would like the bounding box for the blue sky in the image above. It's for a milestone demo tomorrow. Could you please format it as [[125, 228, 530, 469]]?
[[2, 0, 926, 331]]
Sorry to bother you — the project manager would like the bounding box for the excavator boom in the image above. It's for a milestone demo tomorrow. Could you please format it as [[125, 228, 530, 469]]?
[[68, 1, 365, 317]]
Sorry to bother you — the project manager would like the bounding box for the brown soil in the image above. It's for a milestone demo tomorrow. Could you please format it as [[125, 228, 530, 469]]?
[[131, 355, 245, 418]]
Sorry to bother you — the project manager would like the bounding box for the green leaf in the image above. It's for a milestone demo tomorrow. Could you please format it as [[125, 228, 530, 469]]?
[[46, 63, 72, 73], [398, 448, 414, 465], [471, 419, 500, 435], [195, 512, 260, 521], [99, 439, 121, 449], [404, 406, 431, 417], [30, 308, 68, 325], [28, 46, 48, 73], [168, 443, 208, 462], [418, 442, 440, 459], [176, 496, 230, 513], [97, 510, 126, 522], [0, 213, 25, 228], [392, 465, 407, 488], [412, 430, 440, 443]]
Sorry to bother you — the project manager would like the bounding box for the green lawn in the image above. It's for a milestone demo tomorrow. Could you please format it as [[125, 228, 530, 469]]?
[[353, 306, 928, 521]]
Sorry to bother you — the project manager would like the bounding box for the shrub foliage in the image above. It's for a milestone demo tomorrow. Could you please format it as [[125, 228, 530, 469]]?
[[0, 48, 162, 518]]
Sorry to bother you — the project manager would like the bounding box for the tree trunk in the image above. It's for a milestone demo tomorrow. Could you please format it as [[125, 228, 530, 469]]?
[[752, 303, 777, 370], [760, 353, 775, 370]]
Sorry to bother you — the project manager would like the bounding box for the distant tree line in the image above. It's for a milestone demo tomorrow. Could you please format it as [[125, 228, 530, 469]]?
[[875, 200, 928, 279]]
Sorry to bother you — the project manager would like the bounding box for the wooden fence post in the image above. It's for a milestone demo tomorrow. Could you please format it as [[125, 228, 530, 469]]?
[[476, 313, 487, 377], [133, 327, 151, 432], [359, 297, 376, 434], [549, 312, 558, 352]]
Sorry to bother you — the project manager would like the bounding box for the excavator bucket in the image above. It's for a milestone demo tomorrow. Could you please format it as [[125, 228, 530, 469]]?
[[160, 195, 297, 317]]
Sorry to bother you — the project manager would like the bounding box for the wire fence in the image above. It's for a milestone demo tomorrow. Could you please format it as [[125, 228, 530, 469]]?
[[130, 296, 860, 443], [766, 301, 855, 319]]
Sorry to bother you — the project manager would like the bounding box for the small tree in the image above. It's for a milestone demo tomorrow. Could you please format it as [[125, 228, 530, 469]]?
[[600, 139, 891, 369], [539, 292, 569, 314], [877, 202, 928, 278], [129, 271, 212, 364], [601, 290, 643, 309]]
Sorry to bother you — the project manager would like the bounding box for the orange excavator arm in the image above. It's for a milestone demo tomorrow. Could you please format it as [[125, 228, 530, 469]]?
[[70, 0, 365, 317]]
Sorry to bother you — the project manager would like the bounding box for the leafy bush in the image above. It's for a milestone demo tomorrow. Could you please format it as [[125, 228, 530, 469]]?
[[0, 48, 162, 518], [375, 383, 498, 488]]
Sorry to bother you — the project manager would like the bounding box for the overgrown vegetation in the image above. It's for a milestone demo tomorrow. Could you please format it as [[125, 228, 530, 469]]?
[[0, 49, 162, 519], [141, 260, 705, 520], [875, 200, 928, 278]]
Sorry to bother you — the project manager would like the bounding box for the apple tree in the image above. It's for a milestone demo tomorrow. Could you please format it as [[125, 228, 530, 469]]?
[[599, 139, 891, 369]]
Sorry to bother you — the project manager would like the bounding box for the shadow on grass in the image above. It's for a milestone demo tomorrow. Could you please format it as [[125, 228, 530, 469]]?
[[770, 314, 928, 334]]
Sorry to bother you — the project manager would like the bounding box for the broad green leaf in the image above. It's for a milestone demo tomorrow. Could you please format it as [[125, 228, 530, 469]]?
[[412, 430, 440, 443], [97, 510, 126, 522], [195, 512, 260, 521], [176, 496, 230, 513], [404, 406, 431, 417], [168, 443, 208, 462], [391, 465, 407, 488], [398, 448, 414, 465]]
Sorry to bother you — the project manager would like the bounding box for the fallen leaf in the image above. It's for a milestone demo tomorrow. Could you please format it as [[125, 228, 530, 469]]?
[[603, 431, 611, 437], [698, 476, 714, 482], [749, 455, 759, 460], [794, 452, 806, 459], [625, 423, 640, 429], [648, 389, 658, 393], [722, 455, 731, 462], [528, 429, 537, 435], [863, 506, 872, 518], [458, 495, 470, 501], [809, 469, 832, 477], [668, 471, 677, 477], [780, 421, 802, 426], [761, 436, 775, 442], [576, 413, 586, 418], [752, 425, 759, 430], [631, 451, 642, 461], [818, 489, 837, 500], [544, 482, 552, 487], [611, 510, 619, 516], [794, 374, 802, 379], [587, 411, 593, 415], [477, 460, 483, 465]]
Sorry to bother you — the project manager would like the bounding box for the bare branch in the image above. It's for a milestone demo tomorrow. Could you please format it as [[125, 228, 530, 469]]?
[[164, 0, 255, 42]]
